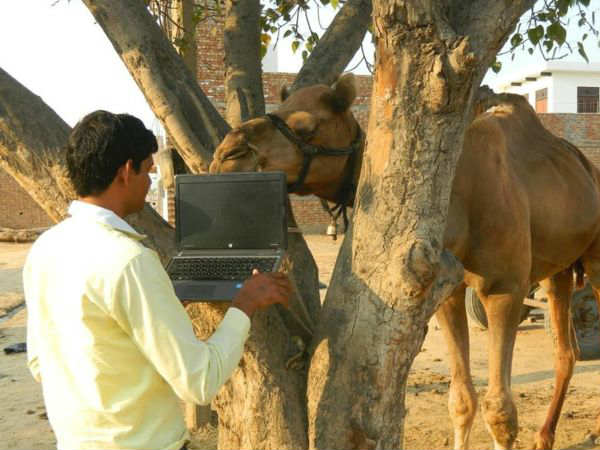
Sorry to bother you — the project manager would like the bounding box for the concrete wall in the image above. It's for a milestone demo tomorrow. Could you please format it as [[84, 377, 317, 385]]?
[[496, 61, 600, 113]]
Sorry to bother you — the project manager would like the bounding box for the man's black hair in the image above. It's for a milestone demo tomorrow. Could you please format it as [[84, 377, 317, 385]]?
[[66, 110, 158, 197]]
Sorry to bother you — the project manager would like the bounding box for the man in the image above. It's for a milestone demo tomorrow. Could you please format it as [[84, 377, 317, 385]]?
[[23, 110, 292, 450]]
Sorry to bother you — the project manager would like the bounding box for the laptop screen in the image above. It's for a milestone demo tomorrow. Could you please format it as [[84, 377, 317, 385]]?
[[175, 172, 287, 250]]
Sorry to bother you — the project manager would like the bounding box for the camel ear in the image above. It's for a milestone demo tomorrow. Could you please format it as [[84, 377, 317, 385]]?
[[328, 73, 357, 112], [280, 84, 291, 102]]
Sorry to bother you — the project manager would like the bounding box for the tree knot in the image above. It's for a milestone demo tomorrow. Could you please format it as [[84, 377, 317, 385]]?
[[398, 239, 440, 299]]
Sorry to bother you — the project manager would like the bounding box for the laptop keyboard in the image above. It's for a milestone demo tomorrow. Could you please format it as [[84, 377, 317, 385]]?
[[169, 256, 279, 281]]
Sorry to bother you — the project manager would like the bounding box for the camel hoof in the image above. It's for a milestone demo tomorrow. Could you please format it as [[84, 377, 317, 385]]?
[[584, 432, 599, 445], [532, 431, 554, 450]]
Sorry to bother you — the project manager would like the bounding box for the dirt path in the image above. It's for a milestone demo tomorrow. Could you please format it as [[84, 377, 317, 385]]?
[[2, 237, 600, 449], [0, 243, 54, 449]]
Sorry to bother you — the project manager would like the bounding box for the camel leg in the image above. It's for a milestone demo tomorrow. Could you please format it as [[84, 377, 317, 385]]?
[[581, 250, 600, 439], [533, 270, 575, 449], [479, 286, 527, 450], [435, 284, 477, 450]]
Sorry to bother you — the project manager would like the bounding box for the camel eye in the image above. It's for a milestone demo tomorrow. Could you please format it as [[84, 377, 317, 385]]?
[[221, 147, 249, 161], [293, 123, 318, 142]]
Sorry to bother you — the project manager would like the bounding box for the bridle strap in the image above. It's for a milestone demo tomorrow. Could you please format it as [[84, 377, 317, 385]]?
[[264, 113, 362, 197]]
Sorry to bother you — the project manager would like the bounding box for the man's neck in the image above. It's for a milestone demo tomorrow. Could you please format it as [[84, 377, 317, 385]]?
[[78, 194, 127, 218]]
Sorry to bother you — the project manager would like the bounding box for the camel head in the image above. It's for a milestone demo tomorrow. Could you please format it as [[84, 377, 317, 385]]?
[[210, 73, 363, 205]]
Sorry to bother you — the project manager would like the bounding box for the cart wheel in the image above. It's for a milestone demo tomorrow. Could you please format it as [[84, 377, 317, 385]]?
[[543, 283, 600, 360], [465, 287, 532, 330]]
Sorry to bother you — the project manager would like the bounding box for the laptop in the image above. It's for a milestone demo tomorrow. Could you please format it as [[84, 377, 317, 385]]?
[[166, 172, 288, 301]]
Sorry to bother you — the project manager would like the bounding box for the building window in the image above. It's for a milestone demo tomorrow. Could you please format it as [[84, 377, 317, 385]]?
[[535, 88, 547, 113], [577, 87, 599, 113]]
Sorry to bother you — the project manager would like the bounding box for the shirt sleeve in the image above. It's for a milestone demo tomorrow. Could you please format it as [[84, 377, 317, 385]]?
[[22, 253, 41, 383], [110, 249, 250, 405]]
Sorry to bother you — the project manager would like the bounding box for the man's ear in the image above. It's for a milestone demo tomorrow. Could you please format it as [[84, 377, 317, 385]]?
[[117, 159, 135, 186]]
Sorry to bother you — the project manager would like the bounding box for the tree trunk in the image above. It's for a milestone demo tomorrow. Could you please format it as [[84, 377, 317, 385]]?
[[0, 66, 176, 264], [184, 204, 320, 449], [82, 0, 230, 172], [291, 0, 372, 92], [2, 1, 541, 448], [306, 1, 533, 448], [224, 0, 265, 126], [0, 68, 73, 221]]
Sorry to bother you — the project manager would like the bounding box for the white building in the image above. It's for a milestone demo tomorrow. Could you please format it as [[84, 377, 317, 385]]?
[[492, 61, 600, 113]]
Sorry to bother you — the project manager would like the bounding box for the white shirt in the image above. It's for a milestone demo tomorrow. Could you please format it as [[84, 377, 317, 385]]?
[[24, 200, 250, 450]]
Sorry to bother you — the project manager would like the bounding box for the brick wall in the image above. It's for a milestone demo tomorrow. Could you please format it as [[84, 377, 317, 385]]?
[[0, 170, 53, 229], [4, 16, 600, 231], [538, 113, 600, 167]]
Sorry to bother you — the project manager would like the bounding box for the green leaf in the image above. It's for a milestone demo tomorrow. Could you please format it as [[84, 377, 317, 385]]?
[[491, 60, 502, 73], [528, 25, 544, 45], [579, 0, 590, 6], [291, 40, 300, 53], [547, 22, 567, 45], [543, 39, 554, 52], [556, 0, 571, 16], [331, 0, 339, 8], [510, 33, 523, 48], [578, 41, 590, 62]]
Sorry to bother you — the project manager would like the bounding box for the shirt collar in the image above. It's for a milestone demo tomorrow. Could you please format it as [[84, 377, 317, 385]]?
[[68, 200, 146, 240]]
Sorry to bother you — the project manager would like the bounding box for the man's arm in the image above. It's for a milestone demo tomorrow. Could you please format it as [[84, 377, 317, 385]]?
[[110, 249, 290, 405]]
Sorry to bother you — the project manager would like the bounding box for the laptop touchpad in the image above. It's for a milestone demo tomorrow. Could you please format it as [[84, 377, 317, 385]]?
[[174, 282, 216, 300]]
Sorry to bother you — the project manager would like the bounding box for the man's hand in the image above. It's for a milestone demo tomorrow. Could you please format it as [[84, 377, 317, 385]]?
[[231, 270, 292, 318]]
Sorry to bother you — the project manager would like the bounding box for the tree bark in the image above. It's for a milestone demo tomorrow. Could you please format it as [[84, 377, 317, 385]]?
[[224, 0, 265, 126], [290, 0, 372, 92], [0, 66, 176, 264], [0, 67, 74, 221], [171, 0, 198, 74], [306, 1, 533, 448], [80, 2, 324, 447], [82, 0, 230, 172], [2, 1, 543, 448]]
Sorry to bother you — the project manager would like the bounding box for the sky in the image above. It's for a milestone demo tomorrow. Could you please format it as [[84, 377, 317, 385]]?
[[1, 1, 599, 132]]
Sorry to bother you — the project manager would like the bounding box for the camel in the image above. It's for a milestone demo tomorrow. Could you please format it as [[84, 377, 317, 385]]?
[[209, 73, 600, 450]]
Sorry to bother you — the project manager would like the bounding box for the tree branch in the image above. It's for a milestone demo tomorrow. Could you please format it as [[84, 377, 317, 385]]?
[[460, 0, 534, 61], [224, 0, 265, 126], [291, 0, 372, 92], [0, 66, 175, 264], [82, 0, 231, 172]]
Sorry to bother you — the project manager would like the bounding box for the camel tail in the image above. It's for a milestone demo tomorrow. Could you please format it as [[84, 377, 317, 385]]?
[[572, 259, 585, 289]]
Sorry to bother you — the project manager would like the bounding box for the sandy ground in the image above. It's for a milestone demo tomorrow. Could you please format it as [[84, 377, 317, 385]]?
[[2, 236, 600, 449]]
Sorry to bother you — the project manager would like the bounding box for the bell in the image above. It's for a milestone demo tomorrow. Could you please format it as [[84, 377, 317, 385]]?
[[326, 222, 338, 241]]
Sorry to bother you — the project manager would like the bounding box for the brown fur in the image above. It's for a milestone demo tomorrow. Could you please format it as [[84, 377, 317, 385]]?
[[212, 78, 600, 450], [210, 73, 361, 202]]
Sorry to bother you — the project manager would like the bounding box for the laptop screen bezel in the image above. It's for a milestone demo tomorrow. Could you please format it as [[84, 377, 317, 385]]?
[[174, 172, 288, 252]]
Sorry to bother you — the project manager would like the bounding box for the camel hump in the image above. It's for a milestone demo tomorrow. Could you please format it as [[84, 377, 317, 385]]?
[[474, 85, 534, 117]]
